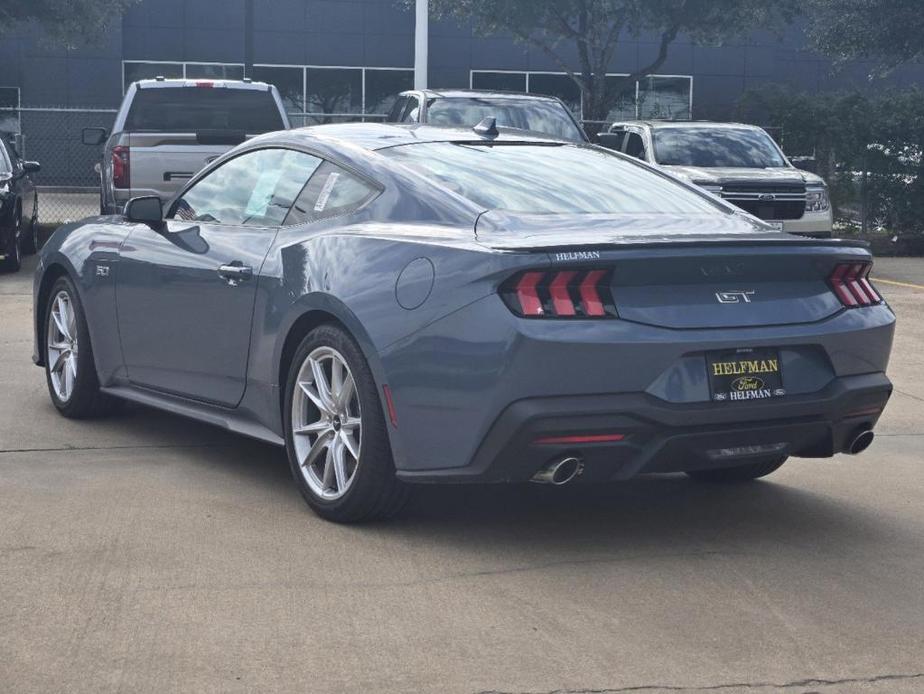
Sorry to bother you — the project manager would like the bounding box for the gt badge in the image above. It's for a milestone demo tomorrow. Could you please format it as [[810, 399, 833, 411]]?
[[715, 290, 755, 304]]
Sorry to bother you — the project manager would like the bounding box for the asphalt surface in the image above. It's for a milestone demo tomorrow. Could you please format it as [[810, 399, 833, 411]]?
[[2, 254, 923, 694]]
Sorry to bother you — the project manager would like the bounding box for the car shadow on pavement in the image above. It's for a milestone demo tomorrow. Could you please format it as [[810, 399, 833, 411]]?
[[101, 403, 901, 560]]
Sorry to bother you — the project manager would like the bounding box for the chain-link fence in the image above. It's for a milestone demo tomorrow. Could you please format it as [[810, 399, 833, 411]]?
[[1, 106, 393, 228], [1, 106, 116, 226]]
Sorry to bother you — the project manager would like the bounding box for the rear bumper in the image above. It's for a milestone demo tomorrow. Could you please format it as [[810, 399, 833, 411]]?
[[396, 372, 892, 484]]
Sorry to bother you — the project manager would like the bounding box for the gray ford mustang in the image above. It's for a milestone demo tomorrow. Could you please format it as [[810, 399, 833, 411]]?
[[32, 122, 895, 522]]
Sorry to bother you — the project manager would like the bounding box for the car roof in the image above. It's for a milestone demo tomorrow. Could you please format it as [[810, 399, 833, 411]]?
[[275, 122, 568, 151], [133, 78, 272, 91], [401, 89, 561, 102], [612, 120, 765, 130]]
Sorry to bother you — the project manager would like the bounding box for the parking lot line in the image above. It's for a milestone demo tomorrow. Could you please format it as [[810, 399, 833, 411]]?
[[873, 277, 924, 291]]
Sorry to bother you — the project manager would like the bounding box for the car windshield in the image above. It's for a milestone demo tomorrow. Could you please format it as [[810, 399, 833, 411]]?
[[652, 127, 787, 168], [125, 87, 285, 133], [382, 142, 726, 215], [426, 98, 585, 142]]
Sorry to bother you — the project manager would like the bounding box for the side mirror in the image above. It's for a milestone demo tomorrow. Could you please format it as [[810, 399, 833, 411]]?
[[125, 196, 163, 225], [790, 156, 817, 174], [22, 161, 41, 174], [82, 127, 108, 146]]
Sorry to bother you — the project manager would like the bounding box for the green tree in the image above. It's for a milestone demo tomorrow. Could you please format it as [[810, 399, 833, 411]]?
[[0, 0, 138, 48], [806, 0, 924, 75], [423, 0, 799, 122]]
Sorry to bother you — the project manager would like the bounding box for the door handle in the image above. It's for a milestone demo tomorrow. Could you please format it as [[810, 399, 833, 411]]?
[[217, 262, 253, 286]]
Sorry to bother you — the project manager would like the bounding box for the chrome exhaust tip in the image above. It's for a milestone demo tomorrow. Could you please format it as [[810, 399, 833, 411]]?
[[846, 429, 875, 455], [531, 457, 584, 485]]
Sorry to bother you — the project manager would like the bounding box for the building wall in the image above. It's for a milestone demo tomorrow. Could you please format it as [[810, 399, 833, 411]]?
[[2, 0, 923, 186]]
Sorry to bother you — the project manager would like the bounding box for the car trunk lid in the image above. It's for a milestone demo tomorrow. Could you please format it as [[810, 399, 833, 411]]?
[[477, 211, 870, 329]]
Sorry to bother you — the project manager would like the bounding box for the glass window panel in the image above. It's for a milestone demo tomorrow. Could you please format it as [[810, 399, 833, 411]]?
[[306, 68, 362, 125], [471, 71, 527, 92], [123, 61, 183, 91], [526, 73, 581, 116], [0, 87, 19, 135], [185, 63, 245, 80], [286, 161, 379, 225], [252, 65, 304, 113], [125, 86, 285, 132], [603, 75, 637, 121], [382, 142, 723, 216], [171, 148, 322, 226], [365, 69, 413, 117], [637, 76, 691, 120]]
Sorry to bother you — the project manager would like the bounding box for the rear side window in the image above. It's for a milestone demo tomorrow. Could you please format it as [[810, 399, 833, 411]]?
[[285, 162, 379, 226], [125, 86, 285, 133], [170, 148, 322, 226]]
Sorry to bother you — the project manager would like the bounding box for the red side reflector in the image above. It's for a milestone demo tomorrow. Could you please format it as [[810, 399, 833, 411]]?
[[515, 272, 544, 316], [382, 385, 398, 427], [534, 433, 625, 445], [195, 81, 215, 88], [549, 271, 577, 316], [579, 270, 607, 316]]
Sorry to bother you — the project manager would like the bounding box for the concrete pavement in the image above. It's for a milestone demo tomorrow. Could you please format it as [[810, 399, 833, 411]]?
[[2, 255, 923, 694]]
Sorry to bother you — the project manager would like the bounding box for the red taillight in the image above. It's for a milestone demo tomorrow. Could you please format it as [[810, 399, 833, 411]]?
[[829, 262, 881, 308], [112, 145, 130, 189], [534, 433, 625, 445], [503, 269, 616, 319], [515, 272, 545, 316]]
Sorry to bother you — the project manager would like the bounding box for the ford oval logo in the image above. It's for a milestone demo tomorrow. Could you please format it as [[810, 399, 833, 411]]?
[[758, 193, 776, 201]]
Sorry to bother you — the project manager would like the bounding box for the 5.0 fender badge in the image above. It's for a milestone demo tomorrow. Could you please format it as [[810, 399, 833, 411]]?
[[95, 264, 110, 278]]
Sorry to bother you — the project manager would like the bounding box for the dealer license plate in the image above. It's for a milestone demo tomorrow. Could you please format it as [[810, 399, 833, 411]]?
[[707, 348, 785, 403]]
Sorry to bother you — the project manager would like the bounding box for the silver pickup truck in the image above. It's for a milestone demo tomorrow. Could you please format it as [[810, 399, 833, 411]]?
[[599, 121, 833, 237], [83, 78, 290, 214]]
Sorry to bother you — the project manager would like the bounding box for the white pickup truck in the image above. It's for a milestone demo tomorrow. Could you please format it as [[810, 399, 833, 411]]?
[[83, 78, 290, 215], [599, 120, 833, 238]]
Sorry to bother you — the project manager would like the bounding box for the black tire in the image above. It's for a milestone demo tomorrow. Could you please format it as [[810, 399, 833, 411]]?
[[43, 276, 116, 418], [0, 207, 22, 272], [284, 324, 409, 523], [685, 455, 788, 483], [21, 201, 39, 255]]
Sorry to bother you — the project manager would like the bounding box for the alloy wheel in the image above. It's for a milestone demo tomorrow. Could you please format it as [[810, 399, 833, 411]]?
[[291, 346, 362, 500], [47, 290, 79, 402]]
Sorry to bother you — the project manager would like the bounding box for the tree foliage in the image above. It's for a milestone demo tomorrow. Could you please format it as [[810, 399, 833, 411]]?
[[0, 0, 137, 48], [805, 0, 924, 75], [423, 0, 799, 121], [737, 85, 924, 235]]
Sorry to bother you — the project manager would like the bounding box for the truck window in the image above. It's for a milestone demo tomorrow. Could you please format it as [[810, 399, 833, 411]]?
[[623, 132, 646, 160], [125, 87, 285, 134]]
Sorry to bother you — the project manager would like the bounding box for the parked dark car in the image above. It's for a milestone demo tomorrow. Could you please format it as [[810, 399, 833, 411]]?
[[386, 89, 588, 142], [33, 123, 893, 523], [0, 137, 40, 273]]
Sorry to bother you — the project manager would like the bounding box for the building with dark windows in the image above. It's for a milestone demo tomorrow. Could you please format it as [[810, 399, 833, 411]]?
[[1, 0, 922, 194]]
